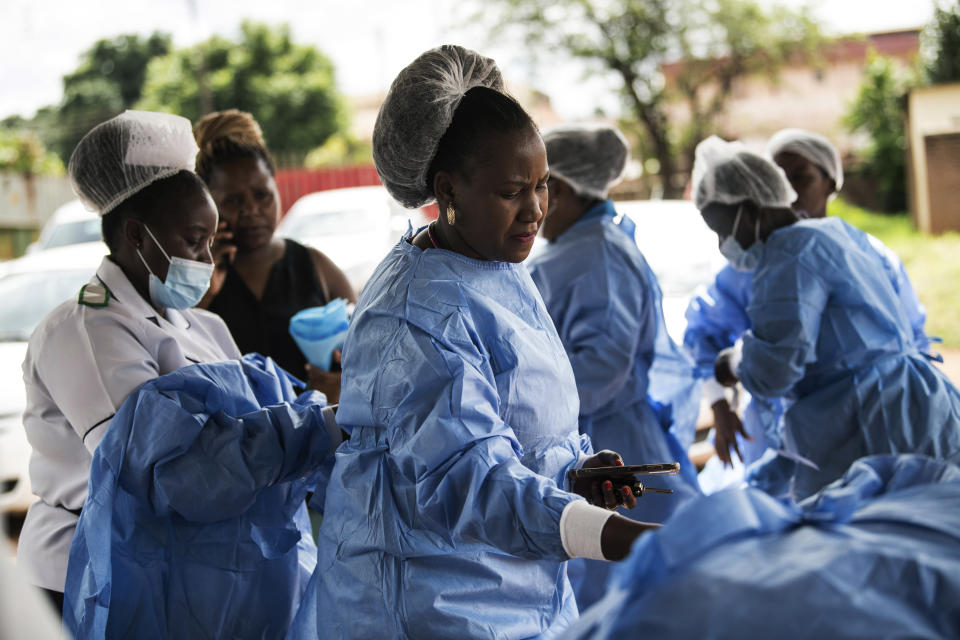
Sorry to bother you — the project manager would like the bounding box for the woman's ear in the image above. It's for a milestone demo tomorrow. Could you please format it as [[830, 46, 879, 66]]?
[[122, 218, 145, 252], [433, 171, 456, 209], [825, 177, 837, 198]]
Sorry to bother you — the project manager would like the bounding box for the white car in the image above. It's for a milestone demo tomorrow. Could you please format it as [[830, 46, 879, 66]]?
[[276, 186, 430, 293], [616, 200, 729, 461], [526, 199, 724, 343], [0, 242, 107, 515], [616, 199, 727, 343], [26, 199, 104, 254]]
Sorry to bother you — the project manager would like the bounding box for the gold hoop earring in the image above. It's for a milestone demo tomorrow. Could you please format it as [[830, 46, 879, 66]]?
[[446, 203, 456, 225]]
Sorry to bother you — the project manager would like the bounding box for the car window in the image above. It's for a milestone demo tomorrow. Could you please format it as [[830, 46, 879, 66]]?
[[0, 270, 92, 341], [281, 208, 383, 237], [44, 219, 102, 249]]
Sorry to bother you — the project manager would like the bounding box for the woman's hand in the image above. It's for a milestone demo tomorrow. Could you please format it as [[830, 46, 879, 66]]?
[[600, 513, 660, 561], [711, 399, 750, 467], [714, 346, 741, 387], [304, 350, 342, 403], [571, 450, 638, 511], [199, 221, 237, 308]]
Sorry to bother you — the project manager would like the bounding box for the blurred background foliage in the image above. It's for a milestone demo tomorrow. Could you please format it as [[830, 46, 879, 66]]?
[[1, 22, 346, 168]]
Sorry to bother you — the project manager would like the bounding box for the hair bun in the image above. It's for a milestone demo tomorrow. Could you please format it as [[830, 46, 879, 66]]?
[[194, 109, 266, 155]]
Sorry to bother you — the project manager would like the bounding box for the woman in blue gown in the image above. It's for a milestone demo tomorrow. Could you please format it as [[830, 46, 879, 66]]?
[[527, 125, 701, 609], [685, 129, 931, 491], [287, 46, 656, 640], [692, 136, 960, 499]]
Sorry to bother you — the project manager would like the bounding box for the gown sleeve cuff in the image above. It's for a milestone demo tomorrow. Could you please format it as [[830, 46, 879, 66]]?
[[321, 406, 343, 449], [730, 338, 744, 377], [559, 499, 614, 561]]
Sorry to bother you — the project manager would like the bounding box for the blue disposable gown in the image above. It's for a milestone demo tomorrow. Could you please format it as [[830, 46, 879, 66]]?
[[64, 355, 336, 640], [527, 201, 701, 609], [287, 231, 589, 640], [563, 454, 960, 639], [684, 227, 935, 475], [684, 265, 778, 469], [739, 218, 960, 498]]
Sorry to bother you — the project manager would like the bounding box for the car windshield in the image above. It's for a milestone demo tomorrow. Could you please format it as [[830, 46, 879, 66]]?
[[44, 219, 102, 249], [281, 207, 383, 237], [0, 270, 92, 341]]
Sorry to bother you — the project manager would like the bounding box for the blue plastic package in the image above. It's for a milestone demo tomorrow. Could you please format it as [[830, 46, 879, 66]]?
[[63, 354, 336, 640], [563, 454, 960, 640], [289, 298, 350, 371]]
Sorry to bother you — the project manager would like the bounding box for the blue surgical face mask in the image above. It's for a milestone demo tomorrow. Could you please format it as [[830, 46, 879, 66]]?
[[136, 225, 213, 310], [718, 205, 763, 272]]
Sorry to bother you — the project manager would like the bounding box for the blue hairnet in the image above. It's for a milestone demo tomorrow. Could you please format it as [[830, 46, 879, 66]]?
[[691, 136, 797, 211], [372, 45, 504, 208], [543, 124, 629, 199], [766, 128, 844, 190]]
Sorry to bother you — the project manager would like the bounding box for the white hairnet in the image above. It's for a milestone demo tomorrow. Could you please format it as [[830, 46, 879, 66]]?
[[68, 110, 199, 216], [766, 128, 844, 191], [372, 45, 504, 208], [543, 124, 630, 199], [691, 136, 797, 211]]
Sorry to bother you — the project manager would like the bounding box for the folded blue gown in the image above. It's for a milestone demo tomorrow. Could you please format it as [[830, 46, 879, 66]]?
[[64, 354, 336, 639], [564, 454, 960, 639]]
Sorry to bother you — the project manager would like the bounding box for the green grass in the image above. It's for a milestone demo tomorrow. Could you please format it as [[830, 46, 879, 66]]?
[[828, 199, 960, 347]]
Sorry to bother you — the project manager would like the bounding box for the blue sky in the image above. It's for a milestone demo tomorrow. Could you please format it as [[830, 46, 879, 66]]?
[[0, 0, 937, 121]]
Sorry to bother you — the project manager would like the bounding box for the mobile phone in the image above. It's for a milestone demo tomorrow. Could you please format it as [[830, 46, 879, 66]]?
[[568, 462, 680, 480], [216, 221, 235, 268]]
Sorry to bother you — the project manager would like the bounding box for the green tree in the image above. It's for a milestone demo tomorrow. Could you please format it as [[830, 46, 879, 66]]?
[[304, 132, 373, 168], [138, 22, 344, 159], [0, 128, 65, 176], [36, 33, 172, 162], [483, 0, 821, 197], [924, 2, 960, 84], [844, 54, 911, 212]]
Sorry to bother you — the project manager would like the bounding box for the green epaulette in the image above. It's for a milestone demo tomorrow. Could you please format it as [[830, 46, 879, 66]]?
[[78, 283, 111, 308]]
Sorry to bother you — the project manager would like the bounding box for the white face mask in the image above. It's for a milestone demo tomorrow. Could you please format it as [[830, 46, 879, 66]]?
[[718, 205, 763, 272], [136, 225, 214, 309]]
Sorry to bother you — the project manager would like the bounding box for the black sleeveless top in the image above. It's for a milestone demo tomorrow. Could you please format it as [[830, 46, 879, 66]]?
[[209, 239, 328, 376]]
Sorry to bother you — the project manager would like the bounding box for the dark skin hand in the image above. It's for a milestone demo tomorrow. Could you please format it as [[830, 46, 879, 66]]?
[[600, 514, 659, 561], [305, 350, 342, 403], [572, 450, 659, 560], [200, 219, 238, 307], [714, 346, 740, 387], [571, 450, 638, 510], [712, 398, 751, 467]]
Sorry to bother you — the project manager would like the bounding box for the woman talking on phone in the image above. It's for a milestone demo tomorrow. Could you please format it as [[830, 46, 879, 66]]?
[[194, 110, 355, 399]]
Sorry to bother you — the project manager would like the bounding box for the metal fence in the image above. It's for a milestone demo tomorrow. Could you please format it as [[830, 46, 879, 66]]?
[[0, 173, 76, 258]]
